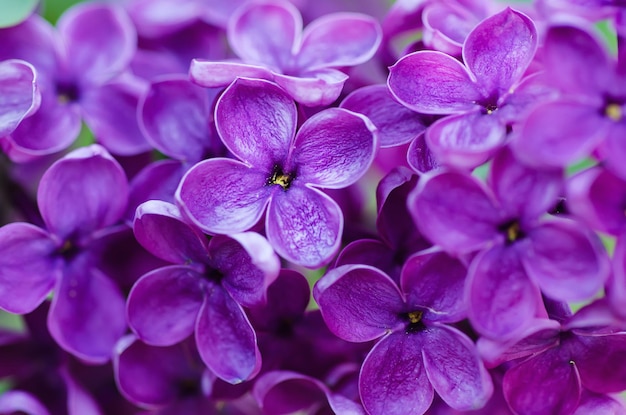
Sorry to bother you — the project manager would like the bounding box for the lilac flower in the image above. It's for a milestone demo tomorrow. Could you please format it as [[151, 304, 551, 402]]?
[[0, 144, 128, 362], [314, 250, 493, 415], [479, 301, 626, 415], [408, 148, 610, 338], [512, 23, 626, 179], [176, 77, 377, 267], [189, 0, 382, 106], [0, 3, 149, 160], [127, 200, 280, 383], [388, 8, 539, 168], [0, 59, 40, 141]]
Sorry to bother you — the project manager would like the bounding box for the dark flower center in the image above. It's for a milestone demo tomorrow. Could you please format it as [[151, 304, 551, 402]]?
[[56, 82, 80, 104], [605, 103, 622, 122], [497, 219, 526, 245], [58, 239, 80, 261], [403, 310, 425, 334], [267, 165, 294, 190]]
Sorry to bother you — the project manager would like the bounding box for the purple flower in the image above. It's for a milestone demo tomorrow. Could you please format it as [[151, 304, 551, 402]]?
[[127, 200, 280, 383], [189, 0, 382, 106], [408, 148, 610, 338], [0, 144, 128, 362], [314, 250, 493, 415], [388, 8, 539, 168], [0, 3, 148, 160], [176, 77, 377, 267], [0, 59, 40, 142]]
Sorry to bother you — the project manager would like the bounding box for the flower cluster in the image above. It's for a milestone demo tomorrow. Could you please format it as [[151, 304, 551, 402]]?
[[0, 0, 626, 414]]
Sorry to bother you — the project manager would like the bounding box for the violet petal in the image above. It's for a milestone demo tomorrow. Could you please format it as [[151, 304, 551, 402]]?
[[0, 59, 40, 137]]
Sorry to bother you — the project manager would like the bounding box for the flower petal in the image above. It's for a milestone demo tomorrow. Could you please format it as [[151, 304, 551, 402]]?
[[467, 245, 543, 339], [297, 13, 381, 70], [523, 219, 610, 301], [359, 332, 433, 415], [189, 60, 274, 88], [313, 264, 405, 343], [127, 159, 186, 219], [195, 283, 261, 383], [0, 59, 40, 137], [215, 77, 295, 170], [401, 250, 467, 323], [38, 145, 128, 239], [407, 134, 440, 174], [273, 68, 348, 106], [503, 346, 582, 415], [293, 107, 377, 188], [48, 257, 126, 363], [176, 158, 271, 234], [600, 122, 626, 182], [139, 77, 215, 162], [126, 266, 204, 346], [0, 223, 58, 314], [425, 110, 506, 169], [340, 84, 429, 148], [0, 391, 49, 415], [388, 50, 481, 114], [463, 8, 537, 95], [58, 3, 136, 85], [422, 325, 493, 411], [571, 333, 626, 394], [266, 185, 342, 267], [253, 371, 328, 415], [407, 170, 502, 255], [133, 200, 208, 265], [228, 2, 300, 69], [210, 233, 280, 308]]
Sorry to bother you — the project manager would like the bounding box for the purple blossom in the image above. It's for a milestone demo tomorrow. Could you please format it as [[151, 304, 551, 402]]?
[[0, 59, 40, 141], [0, 144, 128, 362], [176, 77, 377, 267], [388, 8, 539, 169], [189, 0, 382, 106], [127, 200, 280, 383], [314, 250, 493, 415], [0, 3, 148, 160], [408, 148, 610, 338]]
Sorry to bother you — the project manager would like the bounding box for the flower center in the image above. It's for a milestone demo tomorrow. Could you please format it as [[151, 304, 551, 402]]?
[[267, 165, 294, 190], [605, 103, 622, 122], [56, 82, 80, 104], [404, 310, 425, 334], [498, 219, 525, 245]]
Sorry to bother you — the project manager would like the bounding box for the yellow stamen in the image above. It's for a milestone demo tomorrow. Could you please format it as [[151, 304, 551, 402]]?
[[506, 222, 521, 243], [407, 310, 423, 324], [606, 103, 622, 122]]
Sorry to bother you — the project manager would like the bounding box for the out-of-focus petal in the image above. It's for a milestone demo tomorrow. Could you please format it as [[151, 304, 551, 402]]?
[[467, 245, 543, 339], [0, 391, 50, 415], [523, 219, 610, 301], [408, 170, 502, 255], [126, 266, 204, 346], [38, 145, 128, 239], [340, 84, 428, 148], [293, 108, 377, 188], [273, 68, 347, 106], [58, 3, 136, 85], [266, 185, 342, 268], [600, 122, 626, 182], [210, 233, 280, 307], [463, 8, 536, 95], [127, 160, 187, 219], [176, 158, 271, 234], [0, 223, 58, 314], [133, 200, 207, 265], [189, 60, 273, 88], [228, 2, 300, 70], [0, 60, 40, 137], [422, 324, 493, 411], [48, 257, 126, 363], [195, 283, 261, 384], [253, 371, 328, 415], [313, 264, 405, 343], [388, 50, 481, 114], [359, 332, 433, 415], [297, 13, 381, 70], [215, 77, 295, 170]]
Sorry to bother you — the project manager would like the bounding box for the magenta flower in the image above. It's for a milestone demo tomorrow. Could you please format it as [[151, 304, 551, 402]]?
[[409, 148, 610, 338], [176, 77, 377, 267], [189, 0, 382, 106], [127, 200, 280, 383], [314, 251, 493, 415], [388, 8, 539, 168], [0, 145, 128, 362], [0, 3, 148, 160]]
